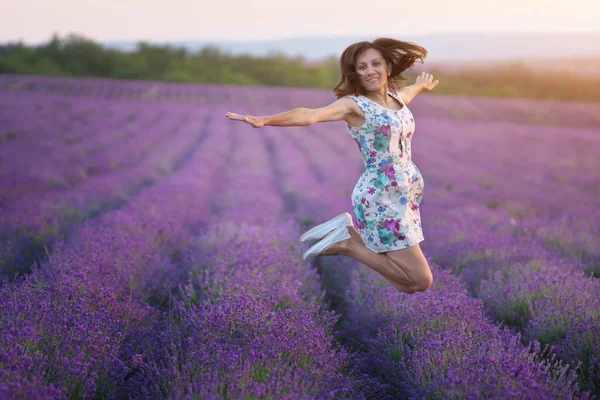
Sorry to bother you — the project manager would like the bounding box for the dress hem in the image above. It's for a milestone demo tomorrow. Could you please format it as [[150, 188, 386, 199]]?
[[361, 235, 425, 253]]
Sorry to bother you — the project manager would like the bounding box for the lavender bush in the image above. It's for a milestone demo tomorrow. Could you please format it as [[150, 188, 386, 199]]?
[[341, 263, 583, 399]]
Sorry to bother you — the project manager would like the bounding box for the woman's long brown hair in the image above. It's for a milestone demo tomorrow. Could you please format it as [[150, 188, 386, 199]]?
[[333, 37, 428, 99]]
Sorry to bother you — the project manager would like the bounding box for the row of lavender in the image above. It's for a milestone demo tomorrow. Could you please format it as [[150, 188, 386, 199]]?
[[0, 91, 214, 279], [1, 86, 365, 398], [1, 92, 172, 202], [2, 74, 600, 129], [0, 94, 227, 396], [253, 103, 597, 397], [248, 90, 599, 396], [417, 117, 600, 395], [1, 76, 598, 397]]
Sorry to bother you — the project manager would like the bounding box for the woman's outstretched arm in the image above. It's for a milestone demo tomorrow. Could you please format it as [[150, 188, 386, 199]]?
[[225, 108, 312, 128], [225, 97, 355, 128], [398, 72, 439, 104]]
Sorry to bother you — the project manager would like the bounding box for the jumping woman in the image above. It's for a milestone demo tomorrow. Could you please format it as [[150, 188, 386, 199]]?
[[225, 38, 439, 294]]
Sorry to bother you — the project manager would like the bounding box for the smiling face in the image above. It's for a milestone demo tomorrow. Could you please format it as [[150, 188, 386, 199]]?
[[355, 48, 391, 92]]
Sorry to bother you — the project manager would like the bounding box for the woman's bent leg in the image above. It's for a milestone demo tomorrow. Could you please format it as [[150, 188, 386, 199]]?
[[326, 226, 432, 294], [384, 244, 433, 292]]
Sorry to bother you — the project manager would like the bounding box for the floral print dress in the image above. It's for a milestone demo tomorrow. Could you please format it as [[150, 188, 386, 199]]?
[[345, 89, 425, 252]]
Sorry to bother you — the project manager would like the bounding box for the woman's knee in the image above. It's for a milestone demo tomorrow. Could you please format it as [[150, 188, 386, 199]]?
[[395, 270, 432, 293], [414, 273, 433, 292], [385, 245, 433, 292]]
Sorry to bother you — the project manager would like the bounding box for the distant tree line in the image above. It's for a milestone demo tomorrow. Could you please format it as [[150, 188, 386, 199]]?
[[1, 33, 598, 102]]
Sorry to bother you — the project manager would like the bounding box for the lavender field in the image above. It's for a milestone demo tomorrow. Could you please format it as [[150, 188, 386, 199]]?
[[1, 74, 599, 399]]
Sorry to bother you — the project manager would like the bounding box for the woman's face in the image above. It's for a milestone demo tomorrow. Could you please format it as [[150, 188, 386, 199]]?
[[355, 48, 391, 91]]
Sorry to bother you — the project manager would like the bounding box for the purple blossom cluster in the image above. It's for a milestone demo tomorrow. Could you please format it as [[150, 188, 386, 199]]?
[[340, 263, 583, 399], [478, 258, 600, 391], [1, 74, 598, 398]]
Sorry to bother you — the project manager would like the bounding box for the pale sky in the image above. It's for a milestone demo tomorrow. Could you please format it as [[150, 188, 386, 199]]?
[[2, 0, 599, 44]]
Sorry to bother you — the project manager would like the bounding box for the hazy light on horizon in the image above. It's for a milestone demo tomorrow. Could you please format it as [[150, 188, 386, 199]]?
[[3, 0, 599, 44]]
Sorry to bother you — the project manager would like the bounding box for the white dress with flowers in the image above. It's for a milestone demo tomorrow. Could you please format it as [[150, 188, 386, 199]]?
[[345, 89, 425, 252]]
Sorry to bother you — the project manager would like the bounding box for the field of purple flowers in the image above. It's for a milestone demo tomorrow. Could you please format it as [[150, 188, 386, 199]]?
[[1, 74, 599, 399]]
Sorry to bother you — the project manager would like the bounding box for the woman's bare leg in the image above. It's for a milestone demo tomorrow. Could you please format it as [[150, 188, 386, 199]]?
[[319, 225, 433, 294]]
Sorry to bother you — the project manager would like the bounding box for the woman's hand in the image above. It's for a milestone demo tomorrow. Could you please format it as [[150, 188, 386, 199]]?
[[415, 72, 439, 91], [225, 112, 265, 128]]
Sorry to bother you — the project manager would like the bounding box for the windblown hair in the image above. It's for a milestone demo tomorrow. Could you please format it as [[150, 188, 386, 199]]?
[[333, 37, 428, 99]]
